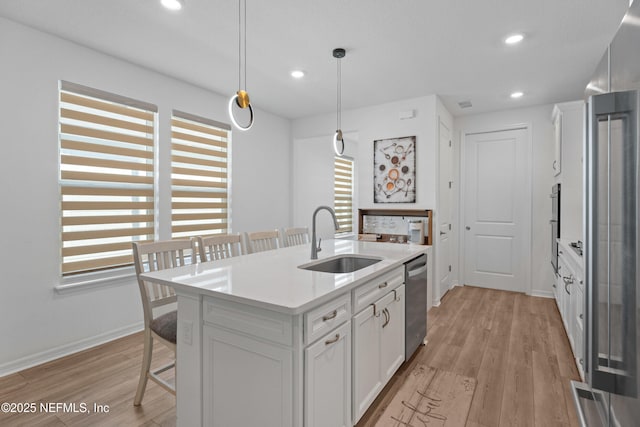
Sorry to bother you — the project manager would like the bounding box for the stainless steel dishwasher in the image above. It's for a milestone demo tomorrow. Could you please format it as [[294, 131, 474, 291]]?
[[404, 253, 428, 360]]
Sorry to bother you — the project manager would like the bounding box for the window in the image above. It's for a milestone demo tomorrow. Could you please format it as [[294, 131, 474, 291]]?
[[59, 81, 157, 276], [334, 156, 354, 233], [171, 111, 230, 239]]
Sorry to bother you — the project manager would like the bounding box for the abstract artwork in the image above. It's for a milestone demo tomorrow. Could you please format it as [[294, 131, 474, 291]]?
[[373, 136, 416, 203]]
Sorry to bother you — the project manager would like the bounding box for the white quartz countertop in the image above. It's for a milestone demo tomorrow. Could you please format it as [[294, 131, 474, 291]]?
[[140, 239, 428, 314]]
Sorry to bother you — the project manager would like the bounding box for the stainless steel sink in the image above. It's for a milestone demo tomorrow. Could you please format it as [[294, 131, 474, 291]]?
[[298, 255, 382, 273]]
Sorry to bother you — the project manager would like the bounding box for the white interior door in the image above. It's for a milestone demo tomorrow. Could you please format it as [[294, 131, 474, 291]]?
[[438, 120, 452, 298], [463, 128, 529, 292]]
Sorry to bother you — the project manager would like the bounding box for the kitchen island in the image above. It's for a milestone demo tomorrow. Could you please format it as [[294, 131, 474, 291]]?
[[140, 239, 428, 427]]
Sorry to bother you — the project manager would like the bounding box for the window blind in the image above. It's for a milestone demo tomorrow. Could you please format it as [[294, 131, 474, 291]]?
[[334, 156, 354, 233], [171, 111, 230, 239], [59, 82, 156, 275]]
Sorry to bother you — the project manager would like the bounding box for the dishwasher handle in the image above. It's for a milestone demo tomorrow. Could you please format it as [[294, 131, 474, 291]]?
[[408, 263, 428, 278]]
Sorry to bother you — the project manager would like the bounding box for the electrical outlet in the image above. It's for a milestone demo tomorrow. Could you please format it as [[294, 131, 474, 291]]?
[[181, 320, 193, 345]]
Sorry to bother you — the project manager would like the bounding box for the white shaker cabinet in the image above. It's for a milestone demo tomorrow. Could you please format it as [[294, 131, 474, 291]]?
[[552, 107, 562, 176], [352, 284, 405, 423], [552, 101, 585, 242], [573, 283, 585, 379], [380, 286, 406, 382], [556, 240, 585, 381], [304, 321, 351, 427]]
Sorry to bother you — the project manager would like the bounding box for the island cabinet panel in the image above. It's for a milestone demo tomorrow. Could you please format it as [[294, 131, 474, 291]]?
[[143, 240, 428, 426], [352, 283, 406, 423], [202, 325, 294, 427], [304, 321, 351, 427]]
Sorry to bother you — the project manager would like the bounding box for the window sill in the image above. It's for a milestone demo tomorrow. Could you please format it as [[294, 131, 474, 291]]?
[[55, 266, 136, 294]]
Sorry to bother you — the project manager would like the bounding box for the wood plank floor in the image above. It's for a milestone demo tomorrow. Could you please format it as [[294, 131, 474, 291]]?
[[0, 286, 580, 426], [357, 286, 581, 427], [0, 334, 176, 426]]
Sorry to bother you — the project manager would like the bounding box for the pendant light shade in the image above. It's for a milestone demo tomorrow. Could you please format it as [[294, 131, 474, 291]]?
[[229, 0, 254, 131], [333, 48, 346, 156]]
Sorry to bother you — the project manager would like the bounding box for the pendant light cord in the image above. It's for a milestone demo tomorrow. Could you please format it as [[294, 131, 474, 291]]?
[[337, 57, 341, 130], [238, 0, 247, 91], [243, 0, 247, 91]]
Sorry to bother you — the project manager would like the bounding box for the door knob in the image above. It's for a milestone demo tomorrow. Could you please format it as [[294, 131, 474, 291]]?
[[465, 226, 470, 230]]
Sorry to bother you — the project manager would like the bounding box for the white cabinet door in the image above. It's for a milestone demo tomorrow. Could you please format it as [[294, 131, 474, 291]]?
[[304, 322, 351, 427], [553, 108, 562, 176], [352, 304, 382, 422], [557, 255, 571, 333], [202, 326, 293, 427], [380, 285, 405, 383], [573, 284, 585, 379], [352, 285, 406, 424]]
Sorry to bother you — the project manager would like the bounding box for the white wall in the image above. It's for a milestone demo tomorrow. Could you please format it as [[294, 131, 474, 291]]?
[[292, 95, 439, 211], [291, 134, 358, 240], [454, 104, 556, 297], [0, 17, 291, 374]]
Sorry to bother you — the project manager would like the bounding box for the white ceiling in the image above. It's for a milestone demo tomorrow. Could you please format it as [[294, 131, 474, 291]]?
[[0, 0, 630, 119]]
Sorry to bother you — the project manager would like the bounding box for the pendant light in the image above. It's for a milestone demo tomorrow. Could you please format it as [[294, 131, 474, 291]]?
[[228, 0, 254, 131], [332, 48, 346, 156]]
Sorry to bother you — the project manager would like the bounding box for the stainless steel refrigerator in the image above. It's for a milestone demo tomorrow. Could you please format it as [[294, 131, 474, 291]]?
[[571, 1, 640, 426]]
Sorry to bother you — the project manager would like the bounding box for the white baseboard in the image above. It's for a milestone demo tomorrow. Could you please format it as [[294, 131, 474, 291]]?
[[0, 322, 143, 378], [530, 289, 554, 298]]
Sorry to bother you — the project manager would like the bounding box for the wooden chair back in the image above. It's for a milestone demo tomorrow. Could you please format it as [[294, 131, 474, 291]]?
[[196, 233, 245, 262], [132, 239, 193, 326], [283, 227, 310, 247], [245, 230, 281, 254]]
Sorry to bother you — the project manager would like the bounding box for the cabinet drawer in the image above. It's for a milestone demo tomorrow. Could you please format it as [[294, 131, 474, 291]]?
[[305, 293, 351, 346], [353, 267, 404, 314]]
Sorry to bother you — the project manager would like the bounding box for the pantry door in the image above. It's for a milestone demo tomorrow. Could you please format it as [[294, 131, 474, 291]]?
[[462, 127, 531, 293]]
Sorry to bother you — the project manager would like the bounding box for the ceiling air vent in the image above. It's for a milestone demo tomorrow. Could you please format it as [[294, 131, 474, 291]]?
[[458, 100, 472, 109]]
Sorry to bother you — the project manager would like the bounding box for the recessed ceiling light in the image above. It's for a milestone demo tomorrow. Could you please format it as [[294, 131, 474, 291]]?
[[510, 91, 524, 99], [291, 70, 305, 79], [161, 0, 184, 11], [505, 34, 524, 45]]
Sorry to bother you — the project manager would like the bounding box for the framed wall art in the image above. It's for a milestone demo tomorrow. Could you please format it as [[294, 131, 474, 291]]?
[[373, 136, 416, 203]]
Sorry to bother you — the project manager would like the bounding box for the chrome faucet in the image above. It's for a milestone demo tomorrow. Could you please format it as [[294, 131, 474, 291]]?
[[311, 206, 340, 259]]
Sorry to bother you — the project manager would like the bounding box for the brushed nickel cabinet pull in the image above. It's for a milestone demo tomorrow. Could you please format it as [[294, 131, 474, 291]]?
[[322, 310, 338, 321], [378, 281, 388, 289], [382, 308, 390, 328], [325, 334, 340, 345]]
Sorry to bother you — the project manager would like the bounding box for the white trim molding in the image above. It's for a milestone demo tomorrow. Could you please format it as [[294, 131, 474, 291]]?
[[0, 323, 143, 377]]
